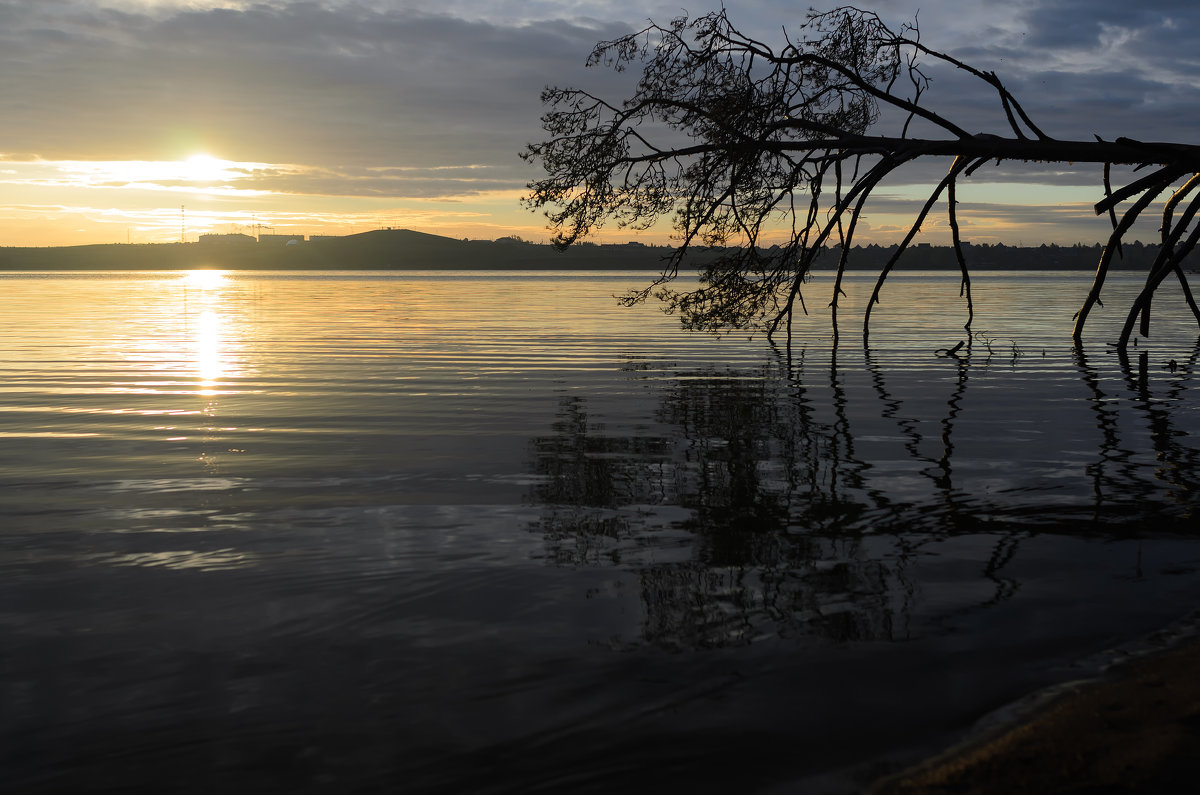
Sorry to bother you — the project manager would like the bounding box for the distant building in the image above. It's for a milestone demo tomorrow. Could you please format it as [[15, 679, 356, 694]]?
[[198, 233, 255, 246], [259, 233, 306, 245]]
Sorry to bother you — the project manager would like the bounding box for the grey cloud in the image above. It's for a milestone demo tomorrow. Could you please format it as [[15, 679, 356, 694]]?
[[236, 163, 520, 198], [1016, 0, 1200, 50], [4, 0, 1200, 220], [0, 1, 630, 182], [875, 44, 1200, 144], [970, 0, 1200, 135]]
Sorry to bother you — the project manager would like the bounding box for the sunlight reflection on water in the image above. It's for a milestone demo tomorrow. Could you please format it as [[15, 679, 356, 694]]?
[[0, 269, 1198, 793]]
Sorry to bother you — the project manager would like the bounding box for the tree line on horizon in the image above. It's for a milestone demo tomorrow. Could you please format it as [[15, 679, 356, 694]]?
[[0, 228, 1179, 272]]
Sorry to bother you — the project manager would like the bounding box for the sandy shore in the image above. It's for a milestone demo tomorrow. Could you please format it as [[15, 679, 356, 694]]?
[[870, 639, 1200, 793]]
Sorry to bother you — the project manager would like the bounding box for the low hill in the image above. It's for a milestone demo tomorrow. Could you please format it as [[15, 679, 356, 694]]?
[[0, 229, 678, 271]]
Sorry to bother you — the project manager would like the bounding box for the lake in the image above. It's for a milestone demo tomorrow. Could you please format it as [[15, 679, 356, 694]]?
[[2, 269, 1199, 793]]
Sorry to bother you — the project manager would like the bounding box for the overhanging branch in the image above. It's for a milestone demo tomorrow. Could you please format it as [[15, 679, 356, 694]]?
[[523, 6, 1200, 351]]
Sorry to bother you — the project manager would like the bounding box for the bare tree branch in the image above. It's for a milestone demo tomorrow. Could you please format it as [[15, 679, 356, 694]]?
[[522, 6, 1200, 350]]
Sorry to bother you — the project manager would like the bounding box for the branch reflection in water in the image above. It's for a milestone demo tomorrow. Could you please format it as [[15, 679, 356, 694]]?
[[528, 337, 1200, 651]]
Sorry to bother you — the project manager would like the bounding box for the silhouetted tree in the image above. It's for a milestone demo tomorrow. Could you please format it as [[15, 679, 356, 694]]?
[[522, 6, 1200, 349]]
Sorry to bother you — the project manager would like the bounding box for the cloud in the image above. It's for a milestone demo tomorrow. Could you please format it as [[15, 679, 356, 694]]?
[[2, 0, 1198, 245], [1015, 0, 1200, 52], [0, 154, 533, 203], [933, 0, 1200, 140], [6, 1, 1195, 172], [0, 1, 629, 178]]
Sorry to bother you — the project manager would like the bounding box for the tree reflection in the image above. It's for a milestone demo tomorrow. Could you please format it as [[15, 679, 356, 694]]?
[[533, 395, 672, 510], [1074, 348, 1143, 518], [528, 360, 913, 648], [1117, 343, 1200, 517], [527, 342, 1200, 650], [527, 395, 673, 566]]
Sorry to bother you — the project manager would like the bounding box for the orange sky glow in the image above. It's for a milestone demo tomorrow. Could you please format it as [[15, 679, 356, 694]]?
[[0, 152, 549, 247], [0, 151, 1136, 249]]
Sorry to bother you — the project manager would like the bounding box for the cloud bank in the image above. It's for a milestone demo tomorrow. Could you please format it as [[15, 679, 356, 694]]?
[[2, 0, 1198, 243]]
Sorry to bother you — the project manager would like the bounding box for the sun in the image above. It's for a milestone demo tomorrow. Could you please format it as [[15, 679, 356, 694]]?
[[178, 153, 233, 184], [59, 153, 243, 189]]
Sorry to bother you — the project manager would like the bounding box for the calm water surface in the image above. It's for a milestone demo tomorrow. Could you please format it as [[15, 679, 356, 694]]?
[[2, 269, 1199, 792]]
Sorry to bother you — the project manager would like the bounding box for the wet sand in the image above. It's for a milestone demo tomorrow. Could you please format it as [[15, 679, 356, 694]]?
[[871, 640, 1200, 793]]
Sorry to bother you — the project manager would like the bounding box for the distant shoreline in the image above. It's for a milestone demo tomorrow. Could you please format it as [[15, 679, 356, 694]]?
[[0, 227, 1178, 272]]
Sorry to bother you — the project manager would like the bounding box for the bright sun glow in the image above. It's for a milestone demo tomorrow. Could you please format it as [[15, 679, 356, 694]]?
[[88, 154, 242, 185], [178, 154, 231, 183], [183, 269, 228, 290], [178, 270, 245, 394], [27, 155, 272, 197], [194, 309, 224, 388]]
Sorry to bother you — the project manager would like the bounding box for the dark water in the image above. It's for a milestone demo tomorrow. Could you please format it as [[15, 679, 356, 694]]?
[[2, 269, 1199, 793]]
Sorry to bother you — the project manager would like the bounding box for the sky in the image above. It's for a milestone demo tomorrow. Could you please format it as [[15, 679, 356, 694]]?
[[2, 0, 1199, 247]]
